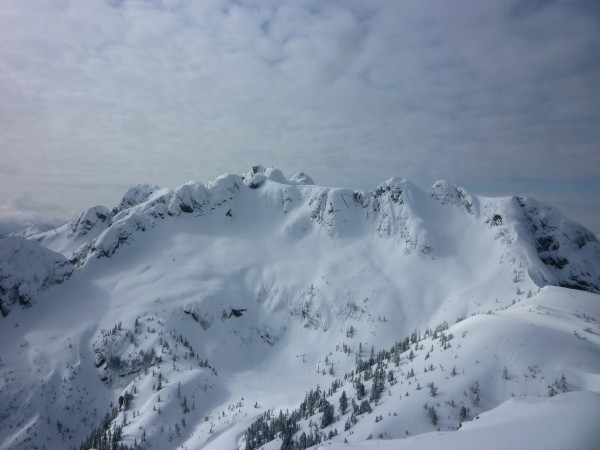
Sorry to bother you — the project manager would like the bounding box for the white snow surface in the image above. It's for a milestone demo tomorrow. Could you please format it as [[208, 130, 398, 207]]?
[[1, 167, 599, 450], [319, 391, 600, 450]]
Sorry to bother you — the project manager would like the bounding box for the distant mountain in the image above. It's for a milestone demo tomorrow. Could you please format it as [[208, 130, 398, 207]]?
[[1, 166, 599, 449], [27, 165, 600, 292], [0, 236, 72, 316]]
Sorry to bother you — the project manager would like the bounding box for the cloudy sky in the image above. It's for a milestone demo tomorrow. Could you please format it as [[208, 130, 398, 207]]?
[[1, 0, 599, 235]]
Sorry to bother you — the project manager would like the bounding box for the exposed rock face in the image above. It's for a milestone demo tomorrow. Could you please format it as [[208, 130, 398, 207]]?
[[514, 196, 600, 293]]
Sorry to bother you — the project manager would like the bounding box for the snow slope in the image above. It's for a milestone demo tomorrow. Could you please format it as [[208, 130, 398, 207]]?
[[1, 166, 599, 449], [320, 391, 600, 450]]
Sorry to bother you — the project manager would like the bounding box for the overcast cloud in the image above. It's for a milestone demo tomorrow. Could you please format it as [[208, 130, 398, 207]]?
[[0, 0, 599, 234]]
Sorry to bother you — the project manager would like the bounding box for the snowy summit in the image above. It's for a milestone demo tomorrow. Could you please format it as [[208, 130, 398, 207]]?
[[1, 166, 600, 450]]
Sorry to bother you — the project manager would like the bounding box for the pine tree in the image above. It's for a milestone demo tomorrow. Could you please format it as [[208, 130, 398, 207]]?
[[369, 367, 385, 404], [459, 405, 469, 423], [355, 379, 366, 399], [156, 372, 163, 391], [339, 390, 348, 415], [358, 400, 372, 414], [428, 406, 438, 425], [560, 374, 568, 392], [428, 382, 438, 397], [321, 399, 334, 428]]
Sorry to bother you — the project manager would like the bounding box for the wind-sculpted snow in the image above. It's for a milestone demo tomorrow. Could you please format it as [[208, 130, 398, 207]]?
[[0, 237, 72, 316], [2, 166, 600, 449]]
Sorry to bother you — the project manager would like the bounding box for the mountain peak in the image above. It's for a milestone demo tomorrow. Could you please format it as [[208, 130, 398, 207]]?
[[242, 165, 315, 188], [430, 180, 476, 214], [1, 167, 600, 450], [18, 168, 600, 295], [117, 183, 161, 212]]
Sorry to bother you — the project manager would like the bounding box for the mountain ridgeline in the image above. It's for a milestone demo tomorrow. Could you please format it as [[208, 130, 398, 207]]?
[[1, 166, 599, 450], [8, 164, 599, 318]]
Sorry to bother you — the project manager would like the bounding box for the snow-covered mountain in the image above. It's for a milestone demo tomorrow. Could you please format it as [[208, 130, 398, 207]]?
[[0, 237, 72, 317], [1, 166, 599, 450]]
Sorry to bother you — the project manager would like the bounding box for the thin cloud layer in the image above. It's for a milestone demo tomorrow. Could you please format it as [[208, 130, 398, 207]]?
[[0, 0, 598, 233]]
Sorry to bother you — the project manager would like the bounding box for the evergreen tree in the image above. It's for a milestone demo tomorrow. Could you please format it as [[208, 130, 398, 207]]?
[[321, 399, 334, 428], [459, 405, 470, 423], [339, 390, 348, 415], [428, 406, 438, 426], [358, 400, 372, 414], [428, 382, 438, 397], [369, 367, 385, 404], [355, 379, 366, 399], [560, 374, 568, 392]]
